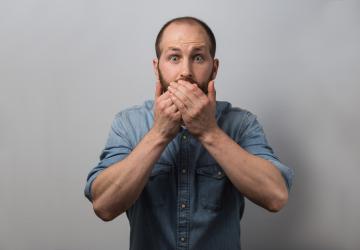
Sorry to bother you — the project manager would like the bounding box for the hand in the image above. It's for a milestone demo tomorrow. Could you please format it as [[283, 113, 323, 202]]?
[[168, 80, 218, 139], [152, 81, 182, 141]]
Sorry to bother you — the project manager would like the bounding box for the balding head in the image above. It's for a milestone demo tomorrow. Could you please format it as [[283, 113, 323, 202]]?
[[155, 17, 216, 59]]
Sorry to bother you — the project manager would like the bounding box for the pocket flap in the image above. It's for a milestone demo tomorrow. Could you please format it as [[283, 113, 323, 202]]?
[[196, 165, 225, 179], [150, 163, 173, 177]]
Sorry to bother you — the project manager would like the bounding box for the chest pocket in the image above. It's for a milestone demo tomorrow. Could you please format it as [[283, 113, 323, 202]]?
[[196, 164, 228, 211], [143, 163, 173, 207]]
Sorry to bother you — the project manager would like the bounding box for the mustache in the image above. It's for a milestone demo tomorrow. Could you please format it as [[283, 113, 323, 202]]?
[[175, 77, 197, 85]]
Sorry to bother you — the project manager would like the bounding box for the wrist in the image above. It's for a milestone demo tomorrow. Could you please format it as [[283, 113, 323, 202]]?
[[198, 125, 223, 146], [148, 127, 174, 145]]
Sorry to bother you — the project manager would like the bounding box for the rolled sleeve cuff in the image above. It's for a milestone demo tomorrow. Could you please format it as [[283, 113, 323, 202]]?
[[84, 155, 126, 203], [267, 159, 294, 191], [84, 170, 104, 202]]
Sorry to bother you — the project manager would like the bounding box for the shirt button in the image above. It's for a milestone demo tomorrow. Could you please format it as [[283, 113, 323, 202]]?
[[181, 203, 186, 209], [181, 168, 187, 174], [180, 237, 186, 242], [182, 135, 187, 140], [218, 171, 222, 176]]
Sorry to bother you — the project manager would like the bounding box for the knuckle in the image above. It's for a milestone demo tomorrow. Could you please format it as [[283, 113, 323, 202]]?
[[194, 109, 200, 117], [203, 99, 210, 106], [156, 98, 162, 106], [159, 103, 166, 111], [171, 115, 178, 122], [183, 97, 189, 105]]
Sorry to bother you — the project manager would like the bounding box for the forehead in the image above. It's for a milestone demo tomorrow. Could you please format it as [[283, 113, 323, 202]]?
[[160, 21, 211, 52]]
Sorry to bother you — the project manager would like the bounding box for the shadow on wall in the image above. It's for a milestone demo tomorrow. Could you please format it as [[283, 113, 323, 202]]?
[[241, 96, 321, 250]]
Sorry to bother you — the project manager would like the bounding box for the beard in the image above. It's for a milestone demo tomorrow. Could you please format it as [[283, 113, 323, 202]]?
[[157, 65, 214, 95]]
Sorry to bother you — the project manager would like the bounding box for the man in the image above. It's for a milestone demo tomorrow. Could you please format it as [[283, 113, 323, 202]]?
[[84, 16, 294, 250]]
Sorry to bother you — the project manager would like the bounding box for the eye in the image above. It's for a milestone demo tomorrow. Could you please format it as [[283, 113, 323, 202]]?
[[169, 55, 180, 63], [194, 54, 204, 63]]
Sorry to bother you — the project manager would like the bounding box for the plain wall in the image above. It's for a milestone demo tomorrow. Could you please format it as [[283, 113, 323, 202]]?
[[1, 0, 359, 249]]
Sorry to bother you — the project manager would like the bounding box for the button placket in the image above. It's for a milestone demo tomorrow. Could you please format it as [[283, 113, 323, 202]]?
[[177, 131, 190, 249]]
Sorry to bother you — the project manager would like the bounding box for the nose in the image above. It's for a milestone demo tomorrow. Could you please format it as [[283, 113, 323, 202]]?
[[180, 59, 193, 79]]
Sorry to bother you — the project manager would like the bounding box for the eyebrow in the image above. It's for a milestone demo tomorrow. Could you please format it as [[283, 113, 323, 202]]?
[[166, 47, 181, 52], [165, 46, 207, 53]]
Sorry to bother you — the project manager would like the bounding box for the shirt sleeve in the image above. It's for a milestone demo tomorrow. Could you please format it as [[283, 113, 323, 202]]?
[[237, 112, 294, 191], [84, 113, 133, 202]]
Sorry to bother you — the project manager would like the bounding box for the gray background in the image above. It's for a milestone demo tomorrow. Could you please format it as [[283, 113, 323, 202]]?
[[1, 0, 359, 249]]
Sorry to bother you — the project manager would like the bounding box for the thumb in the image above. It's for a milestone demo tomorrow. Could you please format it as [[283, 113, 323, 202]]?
[[207, 80, 216, 102], [155, 81, 162, 100]]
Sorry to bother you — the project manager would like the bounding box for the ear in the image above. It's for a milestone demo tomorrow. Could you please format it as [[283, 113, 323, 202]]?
[[153, 58, 160, 81], [211, 58, 219, 80]]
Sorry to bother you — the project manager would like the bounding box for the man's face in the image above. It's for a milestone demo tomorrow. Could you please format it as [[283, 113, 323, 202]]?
[[153, 22, 219, 94]]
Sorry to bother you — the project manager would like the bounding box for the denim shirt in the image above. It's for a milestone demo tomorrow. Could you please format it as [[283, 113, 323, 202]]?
[[84, 100, 294, 250]]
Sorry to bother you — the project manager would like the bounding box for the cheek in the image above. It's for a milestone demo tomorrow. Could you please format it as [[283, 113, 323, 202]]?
[[159, 63, 179, 81], [195, 64, 213, 80]]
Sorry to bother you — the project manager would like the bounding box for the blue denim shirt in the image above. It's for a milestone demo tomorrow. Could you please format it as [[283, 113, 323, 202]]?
[[84, 100, 294, 250]]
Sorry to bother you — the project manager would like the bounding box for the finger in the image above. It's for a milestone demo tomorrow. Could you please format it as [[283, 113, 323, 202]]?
[[168, 82, 194, 108], [207, 80, 216, 103], [177, 79, 196, 91], [179, 80, 205, 100], [164, 103, 179, 114], [169, 92, 187, 114], [156, 90, 171, 103], [155, 81, 162, 100], [157, 95, 174, 110], [174, 110, 182, 121], [178, 80, 203, 97], [163, 95, 174, 106]]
